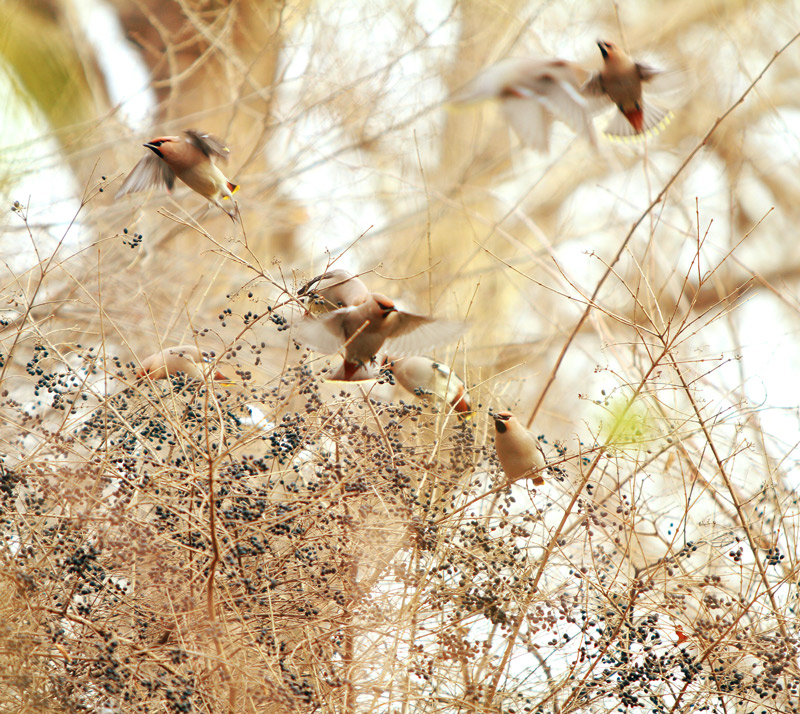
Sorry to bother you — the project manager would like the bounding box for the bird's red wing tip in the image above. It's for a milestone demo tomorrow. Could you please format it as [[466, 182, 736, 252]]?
[[227, 182, 239, 194]]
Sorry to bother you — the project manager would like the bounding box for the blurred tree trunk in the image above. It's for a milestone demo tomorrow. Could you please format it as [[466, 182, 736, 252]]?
[[108, 0, 309, 262], [0, 0, 102, 185], [399, 0, 540, 362]]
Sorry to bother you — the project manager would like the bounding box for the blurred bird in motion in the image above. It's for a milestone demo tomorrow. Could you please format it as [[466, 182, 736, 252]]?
[[298, 269, 370, 314], [293, 294, 467, 382], [493, 411, 546, 485], [117, 129, 240, 220], [452, 57, 597, 151], [382, 355, 471, 415], [136, 345, 230, 383], [583, 40, 674, 139]]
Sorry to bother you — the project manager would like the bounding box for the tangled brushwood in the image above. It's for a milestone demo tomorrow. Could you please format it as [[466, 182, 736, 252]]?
[[1, 280, 799, 714]]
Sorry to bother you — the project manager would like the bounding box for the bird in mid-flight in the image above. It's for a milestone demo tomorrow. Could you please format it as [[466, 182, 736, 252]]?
[[293, 294, 466, 382], [582, 40, 674, 139], [117, 129, 239, 219], [453, 56, 597, 151]]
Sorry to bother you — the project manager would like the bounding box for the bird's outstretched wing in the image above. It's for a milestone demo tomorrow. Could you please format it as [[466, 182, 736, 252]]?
[[635, 62, 662, 82], [292, 311, 348, 354], [580, 72, 604, 97], [116, 153, 176, 198], [500, 99, 551, 151], [384, 316, 467, 357], [184, 129, 231, 160], [511, 64, 594, 121], [450, 60, 515, 103], [535, 76, 597, 144]]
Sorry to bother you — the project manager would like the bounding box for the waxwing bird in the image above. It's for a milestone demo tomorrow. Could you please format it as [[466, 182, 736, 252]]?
[[297, 269, 370, 315], [382, 355, 471, 414], [293, 294, 467, 382], [582, 40, 671, 139], [452, 57, 597, 151], [493, 411, 546, 485], [117, 129, 239, 219], [136, 345, 229, 382]]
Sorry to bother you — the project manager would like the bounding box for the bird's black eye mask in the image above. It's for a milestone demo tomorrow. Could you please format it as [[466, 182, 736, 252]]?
[[494, 419, 508, 433]]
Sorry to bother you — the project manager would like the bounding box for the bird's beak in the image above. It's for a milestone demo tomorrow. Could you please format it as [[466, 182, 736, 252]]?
[[597, 40, 609, 59], [143, 142, 163, 158]]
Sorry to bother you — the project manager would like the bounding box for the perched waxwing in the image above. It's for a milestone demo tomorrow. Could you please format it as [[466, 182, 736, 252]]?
[[452, 57, 597, 151], [297, 269, 370, 315], [382, 355, 471, 414], [493, 411, 546, 485], [293, 294, 466, 381], [117, 129, 239, 219], [582, 40, 671, 138], [136, 345, 229, 382]]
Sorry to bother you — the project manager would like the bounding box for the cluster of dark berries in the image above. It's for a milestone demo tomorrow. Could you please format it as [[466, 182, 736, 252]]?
[[122, 228, 143, 248]]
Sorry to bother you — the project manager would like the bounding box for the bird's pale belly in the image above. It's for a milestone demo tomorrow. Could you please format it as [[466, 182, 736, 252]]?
[[177, 166, 223, 199]]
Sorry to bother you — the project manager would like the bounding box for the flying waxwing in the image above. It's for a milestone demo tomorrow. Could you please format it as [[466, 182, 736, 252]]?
[[117, 129, 239, 219], [452, 57, 597, 151], [582, 40, 671, 138], [493, 411, 546, 485], [382, 355, 471, 414], [136, 345, 229, 382], [297, 269, 370, 315], [293, 294, 466, 381]]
